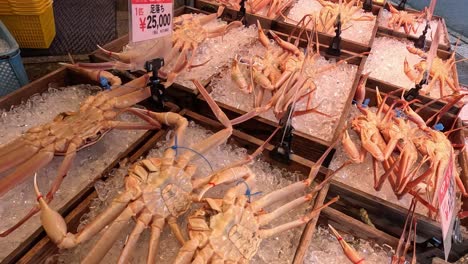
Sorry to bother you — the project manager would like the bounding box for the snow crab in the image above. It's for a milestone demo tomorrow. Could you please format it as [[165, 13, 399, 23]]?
[[316, 0, 375, 34], [174, 157, 339, 263], [386, 4, 426, 34], [0, 71, 166, 237], [404, 46, 461, 97], [76, 7, 242, 88], [339, 86, 467, 215]]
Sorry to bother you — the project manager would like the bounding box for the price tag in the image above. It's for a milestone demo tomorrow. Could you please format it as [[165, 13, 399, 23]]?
[[130, 0, 173, 43], [438, 154, 456, 260]]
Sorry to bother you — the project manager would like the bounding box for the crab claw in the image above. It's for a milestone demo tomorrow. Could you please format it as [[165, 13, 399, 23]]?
[[269, 30, 300, 56], [328, 224, 365, 264], [354, 72, 370, 106], [257, 20, 270, 48], [35, 174, 77, 249], [404, 58, 419, 83], [342, 130, 363, 164], [387, 3, 399, 14]]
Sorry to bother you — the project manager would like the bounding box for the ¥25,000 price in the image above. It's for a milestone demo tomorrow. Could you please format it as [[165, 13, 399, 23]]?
[[141, 14, 171, 31]]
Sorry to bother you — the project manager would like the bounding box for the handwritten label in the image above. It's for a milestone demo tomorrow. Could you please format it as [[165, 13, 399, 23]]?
[[438, 154, 455, 260], [130, 0, 173, 43]]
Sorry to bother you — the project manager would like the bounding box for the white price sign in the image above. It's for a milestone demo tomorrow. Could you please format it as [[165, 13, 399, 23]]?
[[130, 0, 173, 43], [438, 154, 456, 260]]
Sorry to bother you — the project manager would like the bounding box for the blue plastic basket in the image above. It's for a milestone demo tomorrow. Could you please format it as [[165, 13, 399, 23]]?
[[0, 20, 29, 96]]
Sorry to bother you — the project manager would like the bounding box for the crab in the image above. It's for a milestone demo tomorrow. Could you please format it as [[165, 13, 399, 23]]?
[[316, 0, 375, 34], [0, 71, 166, 237], [75, 7, 242, 88], [404, 46, 461, 98], [387, 4, 426, 34], [174, 163, 338, 263]]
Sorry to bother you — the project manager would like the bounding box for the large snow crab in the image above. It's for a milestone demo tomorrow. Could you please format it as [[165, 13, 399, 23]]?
[[0, 72, 165, 237], [173, 154, 338, 263]]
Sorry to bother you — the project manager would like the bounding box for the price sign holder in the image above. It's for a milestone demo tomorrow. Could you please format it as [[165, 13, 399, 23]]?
[[438, 154, 456, 260], [129, 0, 173, 43]]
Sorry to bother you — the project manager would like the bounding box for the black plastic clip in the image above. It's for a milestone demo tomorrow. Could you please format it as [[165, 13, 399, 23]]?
[[326, 13, 342, 57], [145, 58, 166, 110], [238, 0, 247, 25], [397, 0, 407, 10], [270, 105, 294, 164], [453, 217, 463, 244], [363, 0, 373, 12], [414, 21, 430, 49], [404, 74, 427, 101]]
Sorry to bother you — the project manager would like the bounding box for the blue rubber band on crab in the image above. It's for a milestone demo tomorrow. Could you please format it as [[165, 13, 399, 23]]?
[[362, 98, 370, 107], [236, 180, 262, 203], [99, 76, 111, 90], [433, 123, 444, 131], [168, 135, 213, 171], [394, 109, 406, 118]]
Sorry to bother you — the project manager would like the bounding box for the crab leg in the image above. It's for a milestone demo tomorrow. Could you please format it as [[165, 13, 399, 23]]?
[[33, 173, 138, 248], [174, 80, 233, 170], [329, 224, 365, 264], [163, 49, 189, 88], [148, 217, 166, 264], [82, 200, 145, 264], [0, 143, 38, 172], [251, 181, 309, 211], [168, 216, 186, 244], [60, 63, 122, 86], [108, 121, 160, 130], [0, 149, 54, 197], [174, 239, 201, 264], [117, 209, 153, 264], [0, 146, 76, 236], [231, 57, 250, 93], [0, 138, 28, 157], [192, 245, 215, 264], [198, 6, 225, 24], [269, 30, 301, 56], [196, 166, 254, 199], [258, 196, 338, 238], [193, 126, 280, 192], [258, 190, 317, 225], [113, 86, 152, 109]]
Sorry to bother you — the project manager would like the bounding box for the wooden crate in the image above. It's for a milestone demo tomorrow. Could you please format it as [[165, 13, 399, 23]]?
[[13, 109, 401, 264], [0, 67, 179, 264], [365, 31, 462, 114], [193, 30, 367, 162], [194, 0, 293, 22], [325, 86, 468, 262], [277, 0, 381, 54], [377, 3, 452, 51], [194, 0, 380, 54]]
